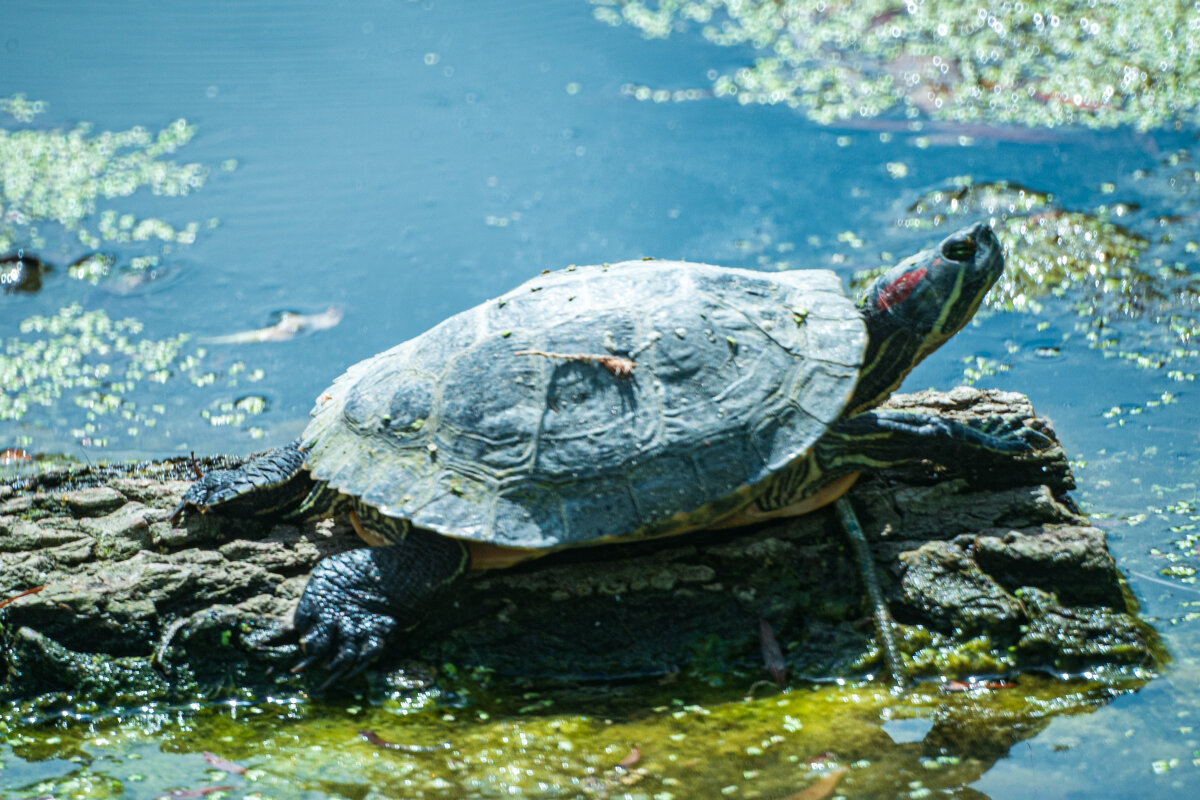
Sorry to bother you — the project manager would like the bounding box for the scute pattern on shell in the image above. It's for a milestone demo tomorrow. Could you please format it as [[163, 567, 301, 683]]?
[[302, 260, 866, 548]]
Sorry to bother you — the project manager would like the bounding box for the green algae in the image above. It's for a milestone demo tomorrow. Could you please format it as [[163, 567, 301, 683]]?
[[591, 0, 1200, 130], [0, 305, 188, 426], [0, 104, 210, 255], [0, 305, 268, 451], [0, 97, 271, 454], [0, 672, 1149, 799], [0, 94, 46, 124]]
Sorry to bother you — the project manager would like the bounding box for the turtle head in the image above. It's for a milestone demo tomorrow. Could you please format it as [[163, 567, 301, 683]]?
[[847, 222, 1004, 414]]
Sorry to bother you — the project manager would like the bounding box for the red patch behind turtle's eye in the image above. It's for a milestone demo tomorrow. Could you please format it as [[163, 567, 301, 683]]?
[[876, 266, 928, 311]]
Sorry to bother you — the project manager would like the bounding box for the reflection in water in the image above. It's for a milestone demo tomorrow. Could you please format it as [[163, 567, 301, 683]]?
[[0, 674, 1148, 799]]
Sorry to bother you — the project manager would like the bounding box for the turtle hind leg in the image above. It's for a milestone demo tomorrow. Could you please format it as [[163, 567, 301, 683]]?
[[169, 439, 313, 522], [835, 497, 906, 691], [293, 530, 470, 685]]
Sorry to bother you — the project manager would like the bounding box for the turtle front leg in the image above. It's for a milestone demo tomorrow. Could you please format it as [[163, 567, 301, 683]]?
[[294, 529, 470, 684], [169, 439, 312, 522], [753, 409, 1050, 516], [836, 408, 1052, 460]]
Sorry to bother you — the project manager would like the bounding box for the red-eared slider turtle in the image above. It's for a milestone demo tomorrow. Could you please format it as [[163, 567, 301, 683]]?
[[173, 222, 1043, 681]]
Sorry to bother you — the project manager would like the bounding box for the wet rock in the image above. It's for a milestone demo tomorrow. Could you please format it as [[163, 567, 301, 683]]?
[[0, 389, 1155, 703], [896, 539, 1028, 637], [971, 526, 1125, 608]]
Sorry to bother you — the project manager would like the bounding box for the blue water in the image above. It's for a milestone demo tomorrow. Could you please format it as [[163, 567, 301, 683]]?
[[3, 1, 1200, 797]]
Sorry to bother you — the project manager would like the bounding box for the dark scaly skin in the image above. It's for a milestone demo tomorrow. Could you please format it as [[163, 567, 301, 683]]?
[[293, 532, 469, 685], [168, 440, 312, 522], [171, 440, 472, 685], [754, 411, 1050, 514]]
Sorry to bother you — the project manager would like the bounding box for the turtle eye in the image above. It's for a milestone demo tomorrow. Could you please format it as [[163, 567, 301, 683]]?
[[941, 233, 976, 262]]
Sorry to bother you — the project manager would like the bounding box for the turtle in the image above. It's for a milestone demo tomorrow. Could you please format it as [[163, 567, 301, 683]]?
[[172, 221, 1044, 682]]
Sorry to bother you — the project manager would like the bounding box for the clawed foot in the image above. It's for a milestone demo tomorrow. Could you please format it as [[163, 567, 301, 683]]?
[[291, 548, 400, 686], [289, 531, 469, 687], [169, 469, 236, 521], [169, 441, 309, 523], [293, 602, 396, 686], [976, 415, 1055, 452]]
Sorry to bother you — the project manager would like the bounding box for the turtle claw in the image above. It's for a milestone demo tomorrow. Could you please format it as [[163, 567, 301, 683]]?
[[974, 415, 1054, 454], [318, 642, 386, 689], [170, 441, 311, 523], [289, 535, 468, 685], [292, 609, 395, 686], [1015, 424, 1054, 450], [292, 549, 404, 685]]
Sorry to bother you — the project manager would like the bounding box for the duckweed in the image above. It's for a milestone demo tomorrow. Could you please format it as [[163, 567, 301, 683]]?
[[1, 305, 269, 450], [0, 93, 47, 123], [591, 0, 1200, 130], [0, 96, 215, 254]]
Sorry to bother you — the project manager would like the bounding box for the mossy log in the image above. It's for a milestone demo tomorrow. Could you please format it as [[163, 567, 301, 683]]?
[[0, 388, 1155, 704]]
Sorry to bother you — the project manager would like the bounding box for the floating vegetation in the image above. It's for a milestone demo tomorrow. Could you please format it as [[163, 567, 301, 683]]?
[[846, 165, 1200, 403], [0, 305, 266, 450], [202, 394, 269, 439], [0, 96, 214, 255], [0, 98, 264, 453], [0, 93, 46, 123], [893, 178, 1153, 314], [590, 0, 1200, 129], [0, 670, 1150, 800], [1, 305, 185, 422]]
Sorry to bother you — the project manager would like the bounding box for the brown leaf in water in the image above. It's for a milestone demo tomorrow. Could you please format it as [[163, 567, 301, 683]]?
[[1, 447, 31, 464], [201, 751, 246, 774], [358, 729, 450, 753], [0, 585, 47, 610], [759, 618, 787, 686], [783, 768, 848, 800]]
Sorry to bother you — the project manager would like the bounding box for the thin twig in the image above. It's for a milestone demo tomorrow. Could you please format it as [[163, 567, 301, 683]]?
[[514, 349, 635, 379], [0, 584, 47, 611]]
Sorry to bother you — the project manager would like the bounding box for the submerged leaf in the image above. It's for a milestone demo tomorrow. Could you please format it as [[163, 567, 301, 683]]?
[[783, 768, 848, 800], [201, 752, 247, 774], [759, 618, 787, 686]]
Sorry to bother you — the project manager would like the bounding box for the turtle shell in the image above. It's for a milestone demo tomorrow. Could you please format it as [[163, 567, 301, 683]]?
[[301, 260, 866, 548]]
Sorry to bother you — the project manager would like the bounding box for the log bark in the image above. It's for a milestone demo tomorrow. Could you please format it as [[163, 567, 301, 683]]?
[[0, 388, 1156, 703]]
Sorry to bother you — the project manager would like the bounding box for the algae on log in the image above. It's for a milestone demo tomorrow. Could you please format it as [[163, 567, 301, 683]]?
[[0, 388, 1155, 703]]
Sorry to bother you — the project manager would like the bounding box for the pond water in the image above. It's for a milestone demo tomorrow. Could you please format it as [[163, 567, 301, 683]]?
[[3, 0, 1200, 797]]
